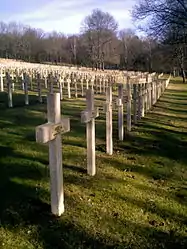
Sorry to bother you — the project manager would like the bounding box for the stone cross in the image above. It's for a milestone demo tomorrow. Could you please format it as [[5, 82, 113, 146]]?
[[133, 84, 137, 124], [59, 77, 63, 100], [141, 83, 145, 118], [36, 93, 70, 216], [48, 74, 54, 94], [91, 78, 95, 92], [10, 74, 15, 92], [81, 89, 99, 176], [144, 79, 148, 113], [23, 73, 29, 105], [74, 78, 78, 98], [6, 72, 13, 108], [137, 84, 142, 120], [148, 82, 152, 111], [126, 77, 132, 132], [86, 78, 89, 89], [99, 78, 102, 94], [80, 78, 84, 97], [0, 68, 4, 92], [21, 73, 25, 91], [44, 71, 48, 88], [30, 72, 34, 91], [67, 78, 71, 99], [102, 78, 106, 93], [117, 84, 124, 141], [105, 86, 113, 155], [37, 73, 42, 103]]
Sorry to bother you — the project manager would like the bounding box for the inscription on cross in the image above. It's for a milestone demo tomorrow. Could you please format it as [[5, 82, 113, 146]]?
[[36, 93, 70, 216], [81, 89, 99, 176]]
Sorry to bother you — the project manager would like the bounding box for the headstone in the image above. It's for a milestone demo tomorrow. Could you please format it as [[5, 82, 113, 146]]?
[[81, 89, 99, 176], [36, 93, 70, 216]]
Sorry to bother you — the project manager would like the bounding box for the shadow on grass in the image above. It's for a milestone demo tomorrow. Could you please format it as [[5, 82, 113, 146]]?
[[0, 92, 48, 109], [1, 154, 186, 249], [0, 83, 187, 248]]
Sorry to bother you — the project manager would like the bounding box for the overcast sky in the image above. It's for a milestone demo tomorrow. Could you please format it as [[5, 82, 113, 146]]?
[[0, 0, 136, 34]]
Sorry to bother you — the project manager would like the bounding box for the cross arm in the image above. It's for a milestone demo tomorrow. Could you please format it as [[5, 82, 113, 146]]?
[[81, 107, 99, 123], [36, 118, 70, 143]]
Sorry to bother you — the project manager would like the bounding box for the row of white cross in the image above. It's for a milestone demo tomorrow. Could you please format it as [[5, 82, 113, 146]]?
[[35, 74, 171, 216], [1, 69, 162, 109]]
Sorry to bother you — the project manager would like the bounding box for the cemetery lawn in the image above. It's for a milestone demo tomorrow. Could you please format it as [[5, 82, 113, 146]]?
[[0, 77, 187, 249]]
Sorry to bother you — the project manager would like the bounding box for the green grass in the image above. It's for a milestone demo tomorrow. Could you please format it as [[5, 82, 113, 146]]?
[[0, 77, 187, 249]]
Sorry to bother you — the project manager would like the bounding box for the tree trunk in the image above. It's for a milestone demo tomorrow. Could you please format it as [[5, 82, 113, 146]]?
[[181, 68, 186, 83]]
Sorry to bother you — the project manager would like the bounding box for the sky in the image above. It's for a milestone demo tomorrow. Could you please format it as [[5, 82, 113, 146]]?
[[0, 0, 137, 35]]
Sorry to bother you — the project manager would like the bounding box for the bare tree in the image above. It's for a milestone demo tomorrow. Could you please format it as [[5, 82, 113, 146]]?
[[82, 8, 118, 70], [133, 0, 187, 81]]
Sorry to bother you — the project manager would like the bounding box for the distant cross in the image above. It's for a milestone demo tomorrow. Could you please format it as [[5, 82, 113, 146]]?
[[6, 72, 13, 108]]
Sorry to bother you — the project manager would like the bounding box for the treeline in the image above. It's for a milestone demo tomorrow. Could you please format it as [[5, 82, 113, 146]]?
[[0, 5, 184, 74], [133, 0, 187, 81]]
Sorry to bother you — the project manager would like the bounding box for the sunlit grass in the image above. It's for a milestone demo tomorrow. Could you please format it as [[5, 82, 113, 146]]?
[[0, 77, 187, 248]]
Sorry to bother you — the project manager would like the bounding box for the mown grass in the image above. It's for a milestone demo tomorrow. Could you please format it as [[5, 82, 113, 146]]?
[[0, 77, 187, 249]]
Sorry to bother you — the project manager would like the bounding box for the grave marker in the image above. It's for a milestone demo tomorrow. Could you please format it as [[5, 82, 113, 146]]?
[[6, 72, 13, 108], [133, 84, 137, 124], [37, 73, 42, 103], [67, 78, 71, 99], [23, 73, 29, 105], [126, 77, 131, 132], [106, 86, 113, 155], [81, 89, 99, 176], [0, 68, 4, 92], [59, 77, 63, 100], [36, 93, 70, 216], [117, 84, 124, 141]]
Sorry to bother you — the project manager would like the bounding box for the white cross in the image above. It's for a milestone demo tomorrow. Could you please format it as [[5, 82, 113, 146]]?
[[81, 89, 99, 176], [36, 93, 70, 216]]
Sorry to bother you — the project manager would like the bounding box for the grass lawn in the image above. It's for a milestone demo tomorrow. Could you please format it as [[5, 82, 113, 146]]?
[[0, 77, 187, 249]]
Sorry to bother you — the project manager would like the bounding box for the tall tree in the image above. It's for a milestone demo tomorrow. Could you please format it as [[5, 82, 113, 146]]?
[[82, 8, 118, 69], [133, 0, 187, 81]]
